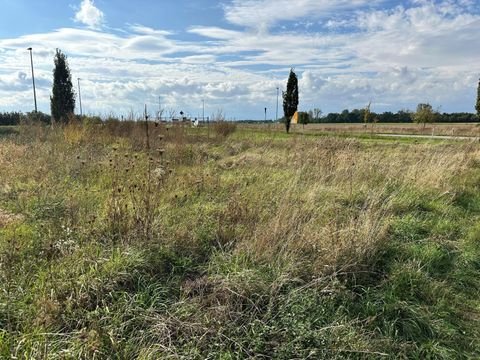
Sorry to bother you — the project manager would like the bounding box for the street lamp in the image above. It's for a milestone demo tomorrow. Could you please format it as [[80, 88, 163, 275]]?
[[27, 47, 37, 112], [203, 99, 209, 138], [77, 78, 83, 116], [276, 87, 279, 122]]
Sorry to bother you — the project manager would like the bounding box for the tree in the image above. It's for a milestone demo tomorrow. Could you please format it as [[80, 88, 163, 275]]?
[[363, 102, 372, 125], [476, 78, 480, 118], [413, 103, 437, 129], [50, 49, 75, 123], [313, 108, 322, 121], [298, 112, 310, 129], [282, 68, 298, 133]]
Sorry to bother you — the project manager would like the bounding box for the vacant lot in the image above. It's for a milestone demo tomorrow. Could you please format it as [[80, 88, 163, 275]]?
[[244, 122, 480, 137], [1, 122, 480, 358]]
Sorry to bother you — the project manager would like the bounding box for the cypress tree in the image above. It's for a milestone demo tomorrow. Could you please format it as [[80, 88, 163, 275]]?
[[50, 49, 75, 122], [283, 68, 298, 133]]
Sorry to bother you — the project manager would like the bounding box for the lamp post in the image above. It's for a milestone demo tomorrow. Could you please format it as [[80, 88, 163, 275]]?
[[276, 87, 279, 122], [203, 99, 209, 138], [77, 78, 83, 116], [27, 47, 37, 113]]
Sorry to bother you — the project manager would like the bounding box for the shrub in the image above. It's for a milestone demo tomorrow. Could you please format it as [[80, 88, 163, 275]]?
[[213, 121, 237, 137]]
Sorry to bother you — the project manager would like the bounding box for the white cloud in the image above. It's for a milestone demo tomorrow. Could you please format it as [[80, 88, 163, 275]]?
[[0, 0, 479, 116], [223, 0, 380, 29], [74, 0, 104, 29]]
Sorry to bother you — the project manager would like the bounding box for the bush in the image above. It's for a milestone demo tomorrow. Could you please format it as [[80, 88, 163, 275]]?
[[213, 121, 237, 137]]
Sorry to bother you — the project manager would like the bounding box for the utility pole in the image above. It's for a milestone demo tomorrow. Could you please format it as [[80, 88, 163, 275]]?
[[77, 78, 83, 116], [276, 87, 279, 122], [203, 99, 209, 138], [27, 47, 37, 112]]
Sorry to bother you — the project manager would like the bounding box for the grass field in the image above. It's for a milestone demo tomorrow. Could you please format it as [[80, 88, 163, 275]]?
[[243, 122, 480, 138], [1, 121, 480, 358]]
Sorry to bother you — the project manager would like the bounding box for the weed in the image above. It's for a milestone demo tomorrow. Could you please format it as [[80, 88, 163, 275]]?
[[1, 121, 480, 358]]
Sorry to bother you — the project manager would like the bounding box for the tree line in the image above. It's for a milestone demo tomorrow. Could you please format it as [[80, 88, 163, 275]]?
[[313, 109, 477, 124], [0, 111, 51, 125], [280, 69, 480, 132], [0, 109, 477, 127]]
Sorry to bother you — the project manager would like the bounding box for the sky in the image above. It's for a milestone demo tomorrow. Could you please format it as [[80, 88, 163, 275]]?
[[0, 0, 479, 120]]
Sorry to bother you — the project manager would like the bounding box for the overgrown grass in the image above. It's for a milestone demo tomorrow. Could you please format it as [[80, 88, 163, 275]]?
[[0, 121, 479, 358]]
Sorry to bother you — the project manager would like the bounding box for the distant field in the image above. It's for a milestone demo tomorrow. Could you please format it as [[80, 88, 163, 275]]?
[[1, 122, 480, 358], [0, 126, 18, 136], [241, 122, 480, 137]]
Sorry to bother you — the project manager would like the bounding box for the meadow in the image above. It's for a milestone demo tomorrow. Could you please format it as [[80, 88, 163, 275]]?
[[0, 121, 480, 359], [244, 122, 480, 138]]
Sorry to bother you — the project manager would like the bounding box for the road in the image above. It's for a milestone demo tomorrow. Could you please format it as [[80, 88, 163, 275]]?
[[377, 133, 480, 141]]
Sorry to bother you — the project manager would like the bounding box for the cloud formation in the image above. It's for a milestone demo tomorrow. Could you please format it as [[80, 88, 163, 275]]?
[[74, 0, 104, 29], [0, 0, 479, 118], [224, 0, 379, 29]]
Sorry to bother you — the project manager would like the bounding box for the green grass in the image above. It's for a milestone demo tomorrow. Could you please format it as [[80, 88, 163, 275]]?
[[0, 121, 479, 358], [0, 126, 18, 137]]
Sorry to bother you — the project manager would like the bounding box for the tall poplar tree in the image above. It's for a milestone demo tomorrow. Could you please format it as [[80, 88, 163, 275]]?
[[50, 49, 75, 122], [283, 68, 298, 133]]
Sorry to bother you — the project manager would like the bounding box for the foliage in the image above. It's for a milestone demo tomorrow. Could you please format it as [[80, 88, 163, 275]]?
[[363, 101, 373, 124], [316, 109, 479, 124], [297, 111, 311, 127], [0, 112, 22, 126], [50, 49, 75, 123], [413, 103, 438, 128], [313, 108, 322, 121], [0, 112, 52, 126], [213, 121, 237, 137], [282, 68, 298, 133], [24, 111, 51, 124], [1, 124, 480, 358], [476, 78, 480, 118]]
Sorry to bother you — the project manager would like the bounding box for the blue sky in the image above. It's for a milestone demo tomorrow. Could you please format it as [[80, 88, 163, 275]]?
[[1, 0, 480, 119]]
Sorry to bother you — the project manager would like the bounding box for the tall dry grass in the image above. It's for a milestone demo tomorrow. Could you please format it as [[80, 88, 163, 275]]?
[[2, 120, 480, 358], [230, 137, 479, 277]]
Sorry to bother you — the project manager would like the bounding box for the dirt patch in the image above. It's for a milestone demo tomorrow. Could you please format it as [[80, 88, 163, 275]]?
[[219, 151, 280, 169]]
